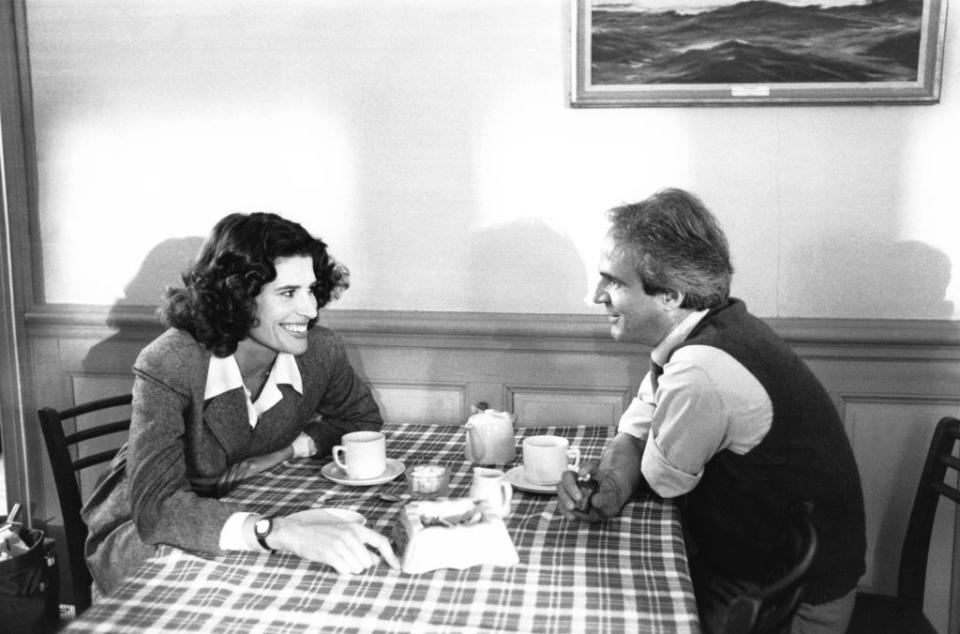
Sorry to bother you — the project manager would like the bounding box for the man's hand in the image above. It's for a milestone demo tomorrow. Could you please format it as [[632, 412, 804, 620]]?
[[556, 432, 646, 522]]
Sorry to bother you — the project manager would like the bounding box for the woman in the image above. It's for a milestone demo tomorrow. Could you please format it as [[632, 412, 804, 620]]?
[[82, 212, 399, 595]]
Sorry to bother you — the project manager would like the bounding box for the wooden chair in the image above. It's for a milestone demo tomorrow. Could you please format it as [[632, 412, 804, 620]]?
[[38, 394, 133, 616], [848, 415, 960, 634], [719, 502, 819, 634]]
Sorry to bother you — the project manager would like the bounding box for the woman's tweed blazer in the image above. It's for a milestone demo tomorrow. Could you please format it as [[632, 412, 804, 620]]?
[[82, 326, 382, 591]]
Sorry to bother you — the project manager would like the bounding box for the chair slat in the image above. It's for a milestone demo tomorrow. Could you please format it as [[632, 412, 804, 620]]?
[[938, 452, 960, 473], [932, 482, 960, 505], [56, 394, 132, 419], [64, 420, 131, 445], [72, 448, 123, 472]]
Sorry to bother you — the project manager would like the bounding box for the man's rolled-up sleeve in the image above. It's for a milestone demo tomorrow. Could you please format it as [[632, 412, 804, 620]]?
[[639, 361, 728, 499], [617, 397, 654, 439]]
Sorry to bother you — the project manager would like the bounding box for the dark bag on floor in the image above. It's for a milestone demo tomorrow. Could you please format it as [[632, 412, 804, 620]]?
[[0, 524, 60, 634]]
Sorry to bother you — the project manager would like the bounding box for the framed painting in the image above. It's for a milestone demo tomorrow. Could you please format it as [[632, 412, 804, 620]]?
[[571, 0, 948, 106]]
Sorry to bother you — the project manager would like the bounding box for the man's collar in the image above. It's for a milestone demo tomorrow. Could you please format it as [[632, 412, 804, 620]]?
[[650, 308, 710, 367], [204, 353, 303, 401]]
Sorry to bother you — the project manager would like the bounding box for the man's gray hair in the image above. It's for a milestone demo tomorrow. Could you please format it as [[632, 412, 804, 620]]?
[[607, 188, 733, 310]]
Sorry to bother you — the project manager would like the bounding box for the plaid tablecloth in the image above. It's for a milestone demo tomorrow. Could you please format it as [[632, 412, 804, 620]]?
[[66, 424, 700, 633]]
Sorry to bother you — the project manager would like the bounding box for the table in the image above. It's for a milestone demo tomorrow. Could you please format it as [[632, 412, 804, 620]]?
[[66, 424, 701, 633]]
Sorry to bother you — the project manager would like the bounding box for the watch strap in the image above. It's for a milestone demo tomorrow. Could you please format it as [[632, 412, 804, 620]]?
[[254, 516, 276, 553]]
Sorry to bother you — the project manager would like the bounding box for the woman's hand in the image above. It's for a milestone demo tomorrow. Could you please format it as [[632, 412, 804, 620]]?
[[290, 432, 318, 458], [268, 509, 400, 573]]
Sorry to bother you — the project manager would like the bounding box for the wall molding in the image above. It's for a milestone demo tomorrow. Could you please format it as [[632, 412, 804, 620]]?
[[25, 303, 960, 357], [839, 392, 960, 407]]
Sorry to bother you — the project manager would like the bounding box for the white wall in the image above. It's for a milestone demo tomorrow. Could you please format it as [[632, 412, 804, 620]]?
[[25, 0, 960, 319]]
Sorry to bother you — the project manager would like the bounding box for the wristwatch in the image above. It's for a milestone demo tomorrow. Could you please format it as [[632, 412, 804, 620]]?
[[254, 516, 276, 553]]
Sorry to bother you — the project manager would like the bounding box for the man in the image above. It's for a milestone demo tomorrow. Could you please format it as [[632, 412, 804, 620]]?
[[557, 188, 865, 634]]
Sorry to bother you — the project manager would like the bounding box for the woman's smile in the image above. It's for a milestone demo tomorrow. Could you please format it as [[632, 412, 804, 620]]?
[[281, 322, 309, 336]]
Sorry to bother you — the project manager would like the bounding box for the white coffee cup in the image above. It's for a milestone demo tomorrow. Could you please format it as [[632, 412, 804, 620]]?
[[469, 467, 513, 517], [522, 435, 581, 485], [332, 431, 386, 480]]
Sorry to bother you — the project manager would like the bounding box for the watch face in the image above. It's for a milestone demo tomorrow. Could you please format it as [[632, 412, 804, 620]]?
[[255, 518, 272, 536]]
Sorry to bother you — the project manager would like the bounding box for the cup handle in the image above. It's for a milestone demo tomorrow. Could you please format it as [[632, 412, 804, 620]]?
[[567, 447, 581, 472], [332, 445, 347, 470], [500, 479, 513, 511]]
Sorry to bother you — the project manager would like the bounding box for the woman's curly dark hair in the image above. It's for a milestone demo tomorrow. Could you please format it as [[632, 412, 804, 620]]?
[[160, 212, 349, 357]]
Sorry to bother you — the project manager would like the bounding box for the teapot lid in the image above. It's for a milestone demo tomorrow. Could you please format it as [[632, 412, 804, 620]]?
[[468, 406, 515, 423], [470, 402, 490, 415]]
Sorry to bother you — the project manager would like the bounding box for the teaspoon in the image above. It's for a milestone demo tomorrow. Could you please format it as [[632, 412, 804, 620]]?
[[378, 492, 411, 503]]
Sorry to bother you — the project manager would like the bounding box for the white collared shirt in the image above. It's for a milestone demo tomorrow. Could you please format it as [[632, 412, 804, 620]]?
[[617, 309, 773, 498], [205, 352, 303, 426], [207, 352, 303, 550]]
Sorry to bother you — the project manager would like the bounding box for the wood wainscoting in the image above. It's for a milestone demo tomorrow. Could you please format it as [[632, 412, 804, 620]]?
[[21, 306, 960, 630]]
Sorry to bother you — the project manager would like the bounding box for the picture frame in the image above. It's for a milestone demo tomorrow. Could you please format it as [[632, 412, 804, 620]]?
[[571, 0, 948, 107]]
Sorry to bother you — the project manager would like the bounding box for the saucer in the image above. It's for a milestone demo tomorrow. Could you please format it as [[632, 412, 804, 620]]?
[[505, 466, 557, 495], [322, 458, 405, 486]]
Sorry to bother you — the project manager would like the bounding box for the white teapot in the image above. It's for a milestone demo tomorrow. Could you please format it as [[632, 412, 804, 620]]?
[[464, 404, 517, 465]]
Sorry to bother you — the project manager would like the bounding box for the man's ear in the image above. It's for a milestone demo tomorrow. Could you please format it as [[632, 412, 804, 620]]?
[[658, 290, 685, 311]]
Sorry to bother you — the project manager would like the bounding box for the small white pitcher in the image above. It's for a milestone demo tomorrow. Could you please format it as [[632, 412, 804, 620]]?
[[470, 467, 513, 518]]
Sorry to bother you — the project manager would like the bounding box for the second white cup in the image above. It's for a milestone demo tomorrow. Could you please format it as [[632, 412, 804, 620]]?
[[522, 435, 581, 485], [332, 430, 386, 480]]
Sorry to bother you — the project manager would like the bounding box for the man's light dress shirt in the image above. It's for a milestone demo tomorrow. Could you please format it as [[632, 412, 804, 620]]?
[[206, 353, 304, 550], [617, 310, 773, 498]]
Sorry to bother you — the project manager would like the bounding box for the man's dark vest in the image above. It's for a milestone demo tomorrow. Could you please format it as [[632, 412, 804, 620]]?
[[670, 299, 865, 604]]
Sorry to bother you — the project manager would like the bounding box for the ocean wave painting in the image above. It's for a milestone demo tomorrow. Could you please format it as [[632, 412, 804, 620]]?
[[589, 0, 925, 85]]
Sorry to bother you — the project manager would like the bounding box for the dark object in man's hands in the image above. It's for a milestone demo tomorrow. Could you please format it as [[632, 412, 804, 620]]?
[[575, 476, 599, 513]]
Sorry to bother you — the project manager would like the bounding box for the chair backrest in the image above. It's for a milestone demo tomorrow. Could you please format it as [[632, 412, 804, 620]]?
[[897, 416, 960, 610], [721, 502, 819, 634], [38, 393, 132, 615]]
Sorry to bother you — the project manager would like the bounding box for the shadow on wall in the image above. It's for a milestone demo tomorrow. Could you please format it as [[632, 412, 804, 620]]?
[[114, 237, 206, 308], [785, 239, 954, 319], [83, 237, 204, 372], [466, 219, 589, 313], [882, 241, 955, 319]]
